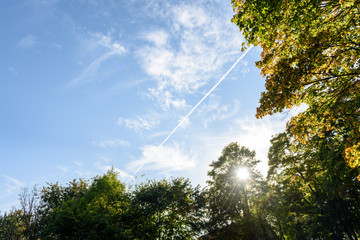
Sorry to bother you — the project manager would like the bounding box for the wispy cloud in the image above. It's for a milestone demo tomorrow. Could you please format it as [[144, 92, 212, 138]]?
[[67, 52, 117, 88], [17, 35, 37, 48], [95, 164, 133, 181], [0, 174, 26, 213], [117, 112, 160, 132], [136, 3, 243, 110], [57, 165, 69, 172], [51, 43, 62, 49], [126, 114, 285, 181], [72, 160, 95, 178], [128, 144, 196, 173], [147, 131, 169, 140], [8, 67, 19, 76], [197, 97, 241, 128], [94, 156, 134, 182], [73, 161, 83, 167], [66, 33, 126, 88], [146, 88, 188, 110], [143, 30, 169, 47], [92, 138, 130, 148], [74, 169, 93, 178], [192, 114, 293, 178], [0, 174, 24, 199]]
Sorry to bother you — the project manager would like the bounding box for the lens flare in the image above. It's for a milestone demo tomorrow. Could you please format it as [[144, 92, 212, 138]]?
[[236, 167, 249, 180]]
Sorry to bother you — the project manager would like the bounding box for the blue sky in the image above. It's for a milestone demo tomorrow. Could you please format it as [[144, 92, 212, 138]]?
[[0, 0, 300, 211]]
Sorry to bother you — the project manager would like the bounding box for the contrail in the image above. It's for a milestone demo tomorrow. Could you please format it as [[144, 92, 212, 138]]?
[[129, 46, 253, 179]]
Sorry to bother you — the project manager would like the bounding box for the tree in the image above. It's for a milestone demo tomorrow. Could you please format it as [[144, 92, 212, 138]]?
[[19, 186, 41, 240], [40, 170, 132, 239], [206, 142, 278, 240], [40, 178, 89, 239], [231, 0, 360, 174], [267, 131, 360, 239], [38, 170, 206, 239], [0, 210, 24, 240], [129, 177, 206, 240], [0, 187, 42, 240]]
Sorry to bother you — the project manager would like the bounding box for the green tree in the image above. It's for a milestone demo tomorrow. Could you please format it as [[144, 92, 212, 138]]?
[[0, 210, 24, 240], [129, 177, 206, 240], [40, 170, 132, 239], [267, 131, 360, 239], [40, 178, 89, 239], [0, 187, 41, 240], [231, 0, 360, 175], [39, 171, 206, 239], [206, 142, 278, 240]]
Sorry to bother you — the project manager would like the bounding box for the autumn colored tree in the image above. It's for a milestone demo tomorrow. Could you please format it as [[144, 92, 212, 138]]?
[[231, 0, 360, 174]]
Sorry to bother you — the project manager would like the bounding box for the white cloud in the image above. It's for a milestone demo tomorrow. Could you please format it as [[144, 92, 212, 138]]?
[[72, 160, 95, 179], [95, 164, 133, 181], [128, 144, 197, 173], [178, 116, 191, 130], [92, 33, 125, 54], [144, 30, 169, 47], [0, 175, 24, 212], [57, 165, 69, 172], [73, 161, 83, 166], [197, 97, 241, 128], [92, 138, 130, 148], [234, 117, 284, 174], [117, 112, 160, 132], [148, 131, 169, 140], [0, 175, 24, 199], [94, 156, 134, 182], [67, 52, 116, 88], [172, 5, 207, 29], [17, 35, 37, 48], [66, 33, 126, 88], [116, 169, 133, 180], [146, 88, 187, 110], [192, 115, 288, 179], [74, 169, 93, 178], [136, 3, 243, 110]]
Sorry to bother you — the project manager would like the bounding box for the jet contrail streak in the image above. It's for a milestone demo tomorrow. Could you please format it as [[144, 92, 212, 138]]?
[[129, 46, 253, 179]]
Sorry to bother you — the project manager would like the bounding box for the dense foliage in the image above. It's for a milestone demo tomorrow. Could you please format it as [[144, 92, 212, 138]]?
[[230, 0, 360, 238], [231, 0, 360, 176], [267, 132, 360, 239], [0, 170, 206, 240], [130, 178, 206, 239]]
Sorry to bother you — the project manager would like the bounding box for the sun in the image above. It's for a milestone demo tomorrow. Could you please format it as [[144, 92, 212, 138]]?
[[236, 167, 249, 181]]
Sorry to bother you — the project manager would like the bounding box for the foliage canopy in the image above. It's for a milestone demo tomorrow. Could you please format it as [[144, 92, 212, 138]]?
[[232, 0, 360, 173]]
